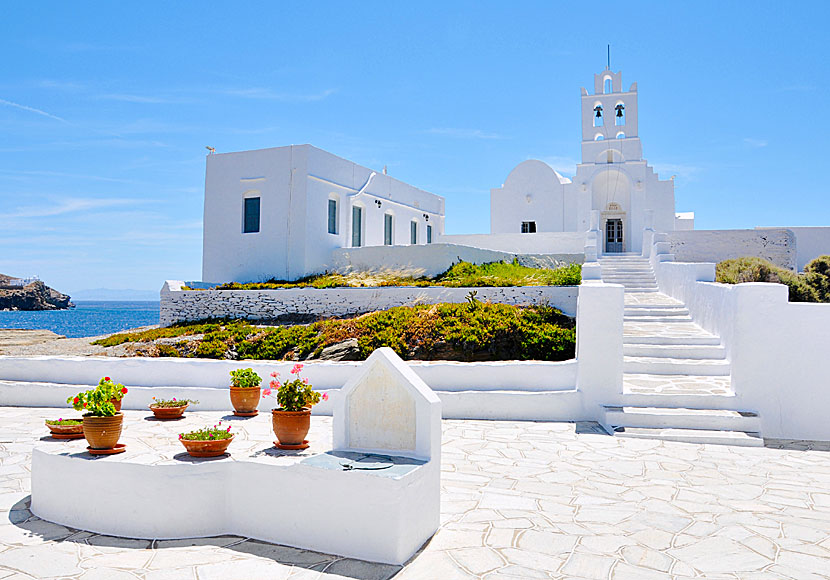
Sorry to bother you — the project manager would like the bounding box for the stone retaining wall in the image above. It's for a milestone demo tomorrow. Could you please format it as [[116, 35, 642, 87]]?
[[665, 228, 796, 270], [160, 281, 579, 326]]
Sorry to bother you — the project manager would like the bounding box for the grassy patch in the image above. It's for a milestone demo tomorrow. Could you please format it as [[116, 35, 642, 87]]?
[[716, 256, 830, 303], [197, 260, 581, 290], [97, 303, 576, 362]]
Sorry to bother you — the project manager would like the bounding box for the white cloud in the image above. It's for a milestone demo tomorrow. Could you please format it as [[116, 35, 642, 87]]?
[[425, 128, 503, 140], [743, 137, 768, 148], [0, 98, 66, 122], [222, 88, 337, 102], [10, 197, 146, 218]]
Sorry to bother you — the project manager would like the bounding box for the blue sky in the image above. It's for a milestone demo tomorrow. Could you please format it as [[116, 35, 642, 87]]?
[[1, 2, 828, 292]]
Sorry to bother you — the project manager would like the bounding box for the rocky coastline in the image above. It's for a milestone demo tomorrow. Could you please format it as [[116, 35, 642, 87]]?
[[0, 275, 73, 311]]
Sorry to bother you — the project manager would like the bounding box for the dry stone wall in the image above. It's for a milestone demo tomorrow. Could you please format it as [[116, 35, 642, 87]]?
[[666, 229, 796, 270], [160, 281, 578, 326]]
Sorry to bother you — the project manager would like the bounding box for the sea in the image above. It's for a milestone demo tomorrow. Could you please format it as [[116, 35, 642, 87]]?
[[0, 301, 160, 338]]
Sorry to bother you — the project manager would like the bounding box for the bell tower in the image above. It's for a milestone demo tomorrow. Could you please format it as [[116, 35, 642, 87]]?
[[580, 68, 642, 164]]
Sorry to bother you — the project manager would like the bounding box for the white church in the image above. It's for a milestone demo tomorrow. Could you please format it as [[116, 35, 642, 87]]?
[[201, 68, 820, 283]]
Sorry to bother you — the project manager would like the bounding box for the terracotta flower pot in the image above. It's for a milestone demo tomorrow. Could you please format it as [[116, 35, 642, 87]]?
[[272, 409, 311, 446], [230, 386, 260, 415], [110, 398, 122, 412], [149, 404, 187, 420], [180, 436, 233, 457], [83, 413, 124, 450], [46, 421, 84, 439]]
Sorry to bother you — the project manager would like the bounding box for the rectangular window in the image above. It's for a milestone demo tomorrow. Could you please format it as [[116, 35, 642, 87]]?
[[327, 199, 338, 234], [351, 206, 362, 247], [427, 224, 432, 244], [384, 214, 393, 246], [410, 221, 418, 245], [521, 221, 537, 234], [243, 197, 260, 233]]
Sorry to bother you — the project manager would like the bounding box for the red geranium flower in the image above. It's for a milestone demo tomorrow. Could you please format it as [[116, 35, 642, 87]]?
[[104, 377, 111, 381], [121, 387, 128, 394], [73, 397, 79, 404]]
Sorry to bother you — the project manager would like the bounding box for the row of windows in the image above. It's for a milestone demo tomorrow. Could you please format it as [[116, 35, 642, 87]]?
[[594, 132, 626, 141], [243, 197, 432, 247]]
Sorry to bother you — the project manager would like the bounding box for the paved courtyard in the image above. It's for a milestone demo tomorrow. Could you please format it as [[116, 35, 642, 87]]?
[[2, 407, 830, 579]]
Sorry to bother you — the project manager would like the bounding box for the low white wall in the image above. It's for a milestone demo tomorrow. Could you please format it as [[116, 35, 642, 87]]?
[[330, 243, 582, 279], [0, 356, 578, 418], [160, 281, 578, 326], [757, 226, 830, 271], [666, 229, 796, 270], [576, 281, 625, 410], [654, 256, 830, 440], [436, 232, 586, 254]]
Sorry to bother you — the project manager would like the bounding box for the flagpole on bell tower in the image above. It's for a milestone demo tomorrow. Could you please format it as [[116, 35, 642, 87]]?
[[607, 44, 610, 70]]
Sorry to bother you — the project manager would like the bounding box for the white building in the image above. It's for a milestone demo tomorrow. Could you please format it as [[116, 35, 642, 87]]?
[[202, 144, 445, 283], [201, 68, 828, 283], [490, 68, 689, 254]]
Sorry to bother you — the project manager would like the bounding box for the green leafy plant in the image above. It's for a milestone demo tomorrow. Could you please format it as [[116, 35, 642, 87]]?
[[263, 364, 326, 412], [179, 421, 233, 441], [150, 397, 199, 408], [715, 257, 828, 303], [67, 377, 128, 417], [45, 418, 82, 426], [229, 368, 262, 388]]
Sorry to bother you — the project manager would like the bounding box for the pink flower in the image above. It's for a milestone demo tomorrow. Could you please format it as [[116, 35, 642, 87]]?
[[209, 434, 214, 439], [226, 426, 231, 432], [322, 392, 329, 401], [172, 398, 176, 402], [262, 388, 272, 397], [291, 363, 303, 375], [302, 377, 309, 385], [270, 371, 278, 378], [178, 434, 183, 439]]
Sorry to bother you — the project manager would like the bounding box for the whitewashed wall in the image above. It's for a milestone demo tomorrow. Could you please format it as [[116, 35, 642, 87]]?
[[330, 243, 582, 278], [436, 232, 586, 254], [160, 280, 578, 326], [665, 229, 796, 270], [654, 257, 830, 440]]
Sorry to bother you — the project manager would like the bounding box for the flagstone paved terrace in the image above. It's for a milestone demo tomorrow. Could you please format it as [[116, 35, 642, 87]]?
[[3, 408, 830, 579]]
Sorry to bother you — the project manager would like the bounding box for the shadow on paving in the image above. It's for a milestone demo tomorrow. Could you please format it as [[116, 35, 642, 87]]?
[[8, 495, 406, 579], [765, 438, 830, 452]]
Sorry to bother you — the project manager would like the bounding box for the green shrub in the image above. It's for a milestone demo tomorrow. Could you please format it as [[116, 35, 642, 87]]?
[[715, 257, 820, 302], [208, 261, 581, 290], [804, 255, 830, 302]]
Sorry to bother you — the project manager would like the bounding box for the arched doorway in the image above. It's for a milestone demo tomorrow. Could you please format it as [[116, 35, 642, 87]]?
[[591, 169, 631, 254]]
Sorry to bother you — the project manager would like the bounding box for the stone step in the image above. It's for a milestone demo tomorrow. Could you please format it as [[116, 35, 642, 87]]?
[[603, 405, 759, 432], [624, 302, 686, 310], [623, 334, 722, 345], [624, 307, 690, 317], [623, 288, 659, 294], [624, 315, 694, 323], [610, 426, 763, 447], [603, 277, 657, 283], [624, 356, 731, 376], [624, 343, 726, 359]]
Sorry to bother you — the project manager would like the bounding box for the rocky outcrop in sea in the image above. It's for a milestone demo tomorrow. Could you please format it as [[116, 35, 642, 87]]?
[[0, 275, 73, 311]]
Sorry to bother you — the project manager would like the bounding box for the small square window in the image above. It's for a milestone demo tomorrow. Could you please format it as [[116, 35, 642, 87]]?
[[243, 197, 260, 233], [521, 221, 536, 234]]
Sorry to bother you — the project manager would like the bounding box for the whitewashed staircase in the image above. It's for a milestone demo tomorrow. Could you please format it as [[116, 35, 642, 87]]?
[[598, 254, 762, 446]]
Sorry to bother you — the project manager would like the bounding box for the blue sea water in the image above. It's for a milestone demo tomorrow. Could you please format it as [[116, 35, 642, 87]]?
[[0, 301, 160, 338]]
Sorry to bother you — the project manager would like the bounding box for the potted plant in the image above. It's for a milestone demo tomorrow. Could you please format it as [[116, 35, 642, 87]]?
[[67, 382, 125, 454], [99, 376, 128, 411], [149, 397, 198, 420], [45, 418, 84, 439], [229, 368, 262, 416], [264, 364, 327, 449], [179, 422, 233, 457]]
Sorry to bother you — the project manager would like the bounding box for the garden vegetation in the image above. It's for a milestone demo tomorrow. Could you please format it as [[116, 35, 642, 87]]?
[[716, 256, 830, 302], [194, 260, 582, 290], [94, 301, 576, 362]]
